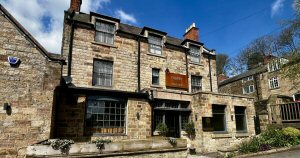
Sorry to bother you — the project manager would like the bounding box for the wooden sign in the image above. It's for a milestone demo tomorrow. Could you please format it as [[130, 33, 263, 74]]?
[[166, 72, 188, 90]]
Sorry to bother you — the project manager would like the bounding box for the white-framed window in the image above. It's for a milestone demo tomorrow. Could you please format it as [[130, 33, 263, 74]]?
[[148, 34, 163, 55], [190, 45, 201, 63], [242, 76, 253, 83], [268, 60, 280, 72], [243, 85, 254, 94], [93, 59, 113, 87], [152, 68, 160, 85], [95, 21, 115, 45], [269, 77, 280, 89], [191, 75, 202, 92]]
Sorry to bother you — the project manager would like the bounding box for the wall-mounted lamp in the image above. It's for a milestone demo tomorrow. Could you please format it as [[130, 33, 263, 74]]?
[[3, 102, 11, 110], [231, 115, 234, 121], [195, 114, 198, 121], [136, 112, 140, 120]]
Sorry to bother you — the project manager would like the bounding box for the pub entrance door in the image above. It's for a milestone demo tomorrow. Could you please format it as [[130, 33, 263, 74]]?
[[152, 100, 191, 138]]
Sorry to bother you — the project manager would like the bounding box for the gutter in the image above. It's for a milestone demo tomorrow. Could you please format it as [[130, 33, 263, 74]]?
[[67, 11, 76, 77], [208, 55, 213, 92], [185, 48, 189, 92], [137, 36, 141, 92]]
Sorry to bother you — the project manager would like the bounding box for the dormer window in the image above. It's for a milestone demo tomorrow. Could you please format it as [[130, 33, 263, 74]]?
[[95, 21, 115, 45], [148, 34, 163, 55], [190, 45, 200, 63]]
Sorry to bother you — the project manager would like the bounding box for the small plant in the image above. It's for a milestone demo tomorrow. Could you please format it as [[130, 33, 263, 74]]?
[[166, 137, 177, 146], [91, 139, 112, 152], [184, 122, 195, 139], [42, 139, 74, 154], [156, 122, 168, 136], [238, 137, 261, 154], [259, 144, 271, 151], [282, 127, 300, 138]]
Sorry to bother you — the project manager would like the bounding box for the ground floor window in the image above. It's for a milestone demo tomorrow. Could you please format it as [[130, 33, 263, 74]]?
[[212, 105, 226, 132], [85, 96, 127, 135], [153, 100, 190, 138], [235, 106, 247, 132]]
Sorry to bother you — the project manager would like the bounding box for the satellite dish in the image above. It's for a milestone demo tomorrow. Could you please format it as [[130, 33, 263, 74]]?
[[7, 56, 21, 67]]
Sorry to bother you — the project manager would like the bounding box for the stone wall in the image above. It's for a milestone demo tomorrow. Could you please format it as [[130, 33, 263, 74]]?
[[190, 92, 255, 153], [260, 71, 300, 101], [62, 15, 218, 94], [0, 10, 61, 157], [54, 94, 152, 141]]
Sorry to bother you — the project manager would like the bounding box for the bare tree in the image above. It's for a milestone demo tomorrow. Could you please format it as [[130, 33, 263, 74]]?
[[216, 53, 230, 75]]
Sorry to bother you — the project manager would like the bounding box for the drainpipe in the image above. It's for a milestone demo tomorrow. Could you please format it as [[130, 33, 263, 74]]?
[[185, 48, 189, 92], [208, 55, 213, 92], [137, 36, 141, 92], [67, 14, 75, 77], [254, 73, 260, 101]]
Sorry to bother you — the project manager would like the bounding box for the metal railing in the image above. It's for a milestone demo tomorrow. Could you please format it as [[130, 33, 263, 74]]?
[[270, 102, 300, 123]]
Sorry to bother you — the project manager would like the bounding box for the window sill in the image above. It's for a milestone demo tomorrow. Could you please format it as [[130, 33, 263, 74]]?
[[235, 132, 249, 138], [91, 133, 127, 137], [189, 62, 203, 66], [212, 132, 232, 138], [91, 41, 118, 48], [147, 53, 166, 59], [92, 85, 114, 89], [270, 87, 280, 90], [151, 84, 163, 89]]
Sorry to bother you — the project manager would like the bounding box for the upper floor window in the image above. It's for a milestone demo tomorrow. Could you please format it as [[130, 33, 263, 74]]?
[[191, 75, 202, 92], [243, 85, 254, 94], [95, 21, 115, 45], [212, 105, 226, 132], [235, 106, 247, 132], [242, 76, 253, 83], [93, 60, 113, 87], [148, 34, 162, 55], [152, 68, 160, 85], [269, 77, 279, 89], [190, 45, 201, 63]]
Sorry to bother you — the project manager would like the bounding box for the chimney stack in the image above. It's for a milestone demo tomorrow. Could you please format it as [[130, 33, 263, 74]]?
[[70, 0, 82, 12], [184, 23, 199, 42]]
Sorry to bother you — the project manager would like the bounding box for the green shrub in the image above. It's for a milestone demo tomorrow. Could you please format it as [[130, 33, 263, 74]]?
[[156, 122, 168, 136], [282, 127, 300, 138], [239, 137, 261, 154], [260, 126, 289, 147], [184, 122, 195, 138]]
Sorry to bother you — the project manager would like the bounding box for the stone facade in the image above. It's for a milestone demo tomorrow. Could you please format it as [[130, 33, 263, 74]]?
[[0, 5, 63, 157], [53, 1, 256, 154], [219, 64, 300, 103]]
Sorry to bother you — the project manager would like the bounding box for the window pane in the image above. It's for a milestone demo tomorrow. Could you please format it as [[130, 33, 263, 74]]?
[[85, 98, 127, 135], [149, 35, 162, 55], [212, 105, 226, 131], [235, 106, 247, 131], [93, 60, 113, 86], [190, 45, 200, 63], [96, 21, 115, 33], [152, 69, 160, 85], [191, 76, 202, 92]]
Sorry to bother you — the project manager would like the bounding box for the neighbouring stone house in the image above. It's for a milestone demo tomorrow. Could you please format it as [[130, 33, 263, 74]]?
[[0, 4, 65, 157], [51, 0, 256, 154], [219, 56, 300, 107]]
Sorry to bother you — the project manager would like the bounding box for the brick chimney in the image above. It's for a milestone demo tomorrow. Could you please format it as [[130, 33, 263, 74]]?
[[70, 0, 82, 12], [218, 74, 229, 83], [184, 23, 199, 42]]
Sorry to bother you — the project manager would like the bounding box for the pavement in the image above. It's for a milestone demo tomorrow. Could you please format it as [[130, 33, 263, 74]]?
[[248, 148, 300, 158]]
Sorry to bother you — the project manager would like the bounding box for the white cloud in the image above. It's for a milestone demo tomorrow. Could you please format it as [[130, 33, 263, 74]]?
[[115, 9, 137, 24], [271, 0, 285, 17], [0, 0, 110, 54]]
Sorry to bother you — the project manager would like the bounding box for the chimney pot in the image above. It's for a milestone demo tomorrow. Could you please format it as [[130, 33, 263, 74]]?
[[184, 23, 199, 42], [70, 0, 82, 12]]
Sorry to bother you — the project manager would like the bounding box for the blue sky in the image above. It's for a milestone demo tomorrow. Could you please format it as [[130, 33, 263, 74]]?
[[0, 0, 296, 56]]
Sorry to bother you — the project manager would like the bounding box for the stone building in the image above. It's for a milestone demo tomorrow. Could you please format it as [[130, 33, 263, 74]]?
[[219, 56, 300, 105], [50, 0, 256, 154], [0, 4, 64, 157]]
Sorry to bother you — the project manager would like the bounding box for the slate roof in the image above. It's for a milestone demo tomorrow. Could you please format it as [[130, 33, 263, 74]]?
[[72, 11, 215, 53], [0, 4, 65, 63], [218, 66, 268, 86]]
